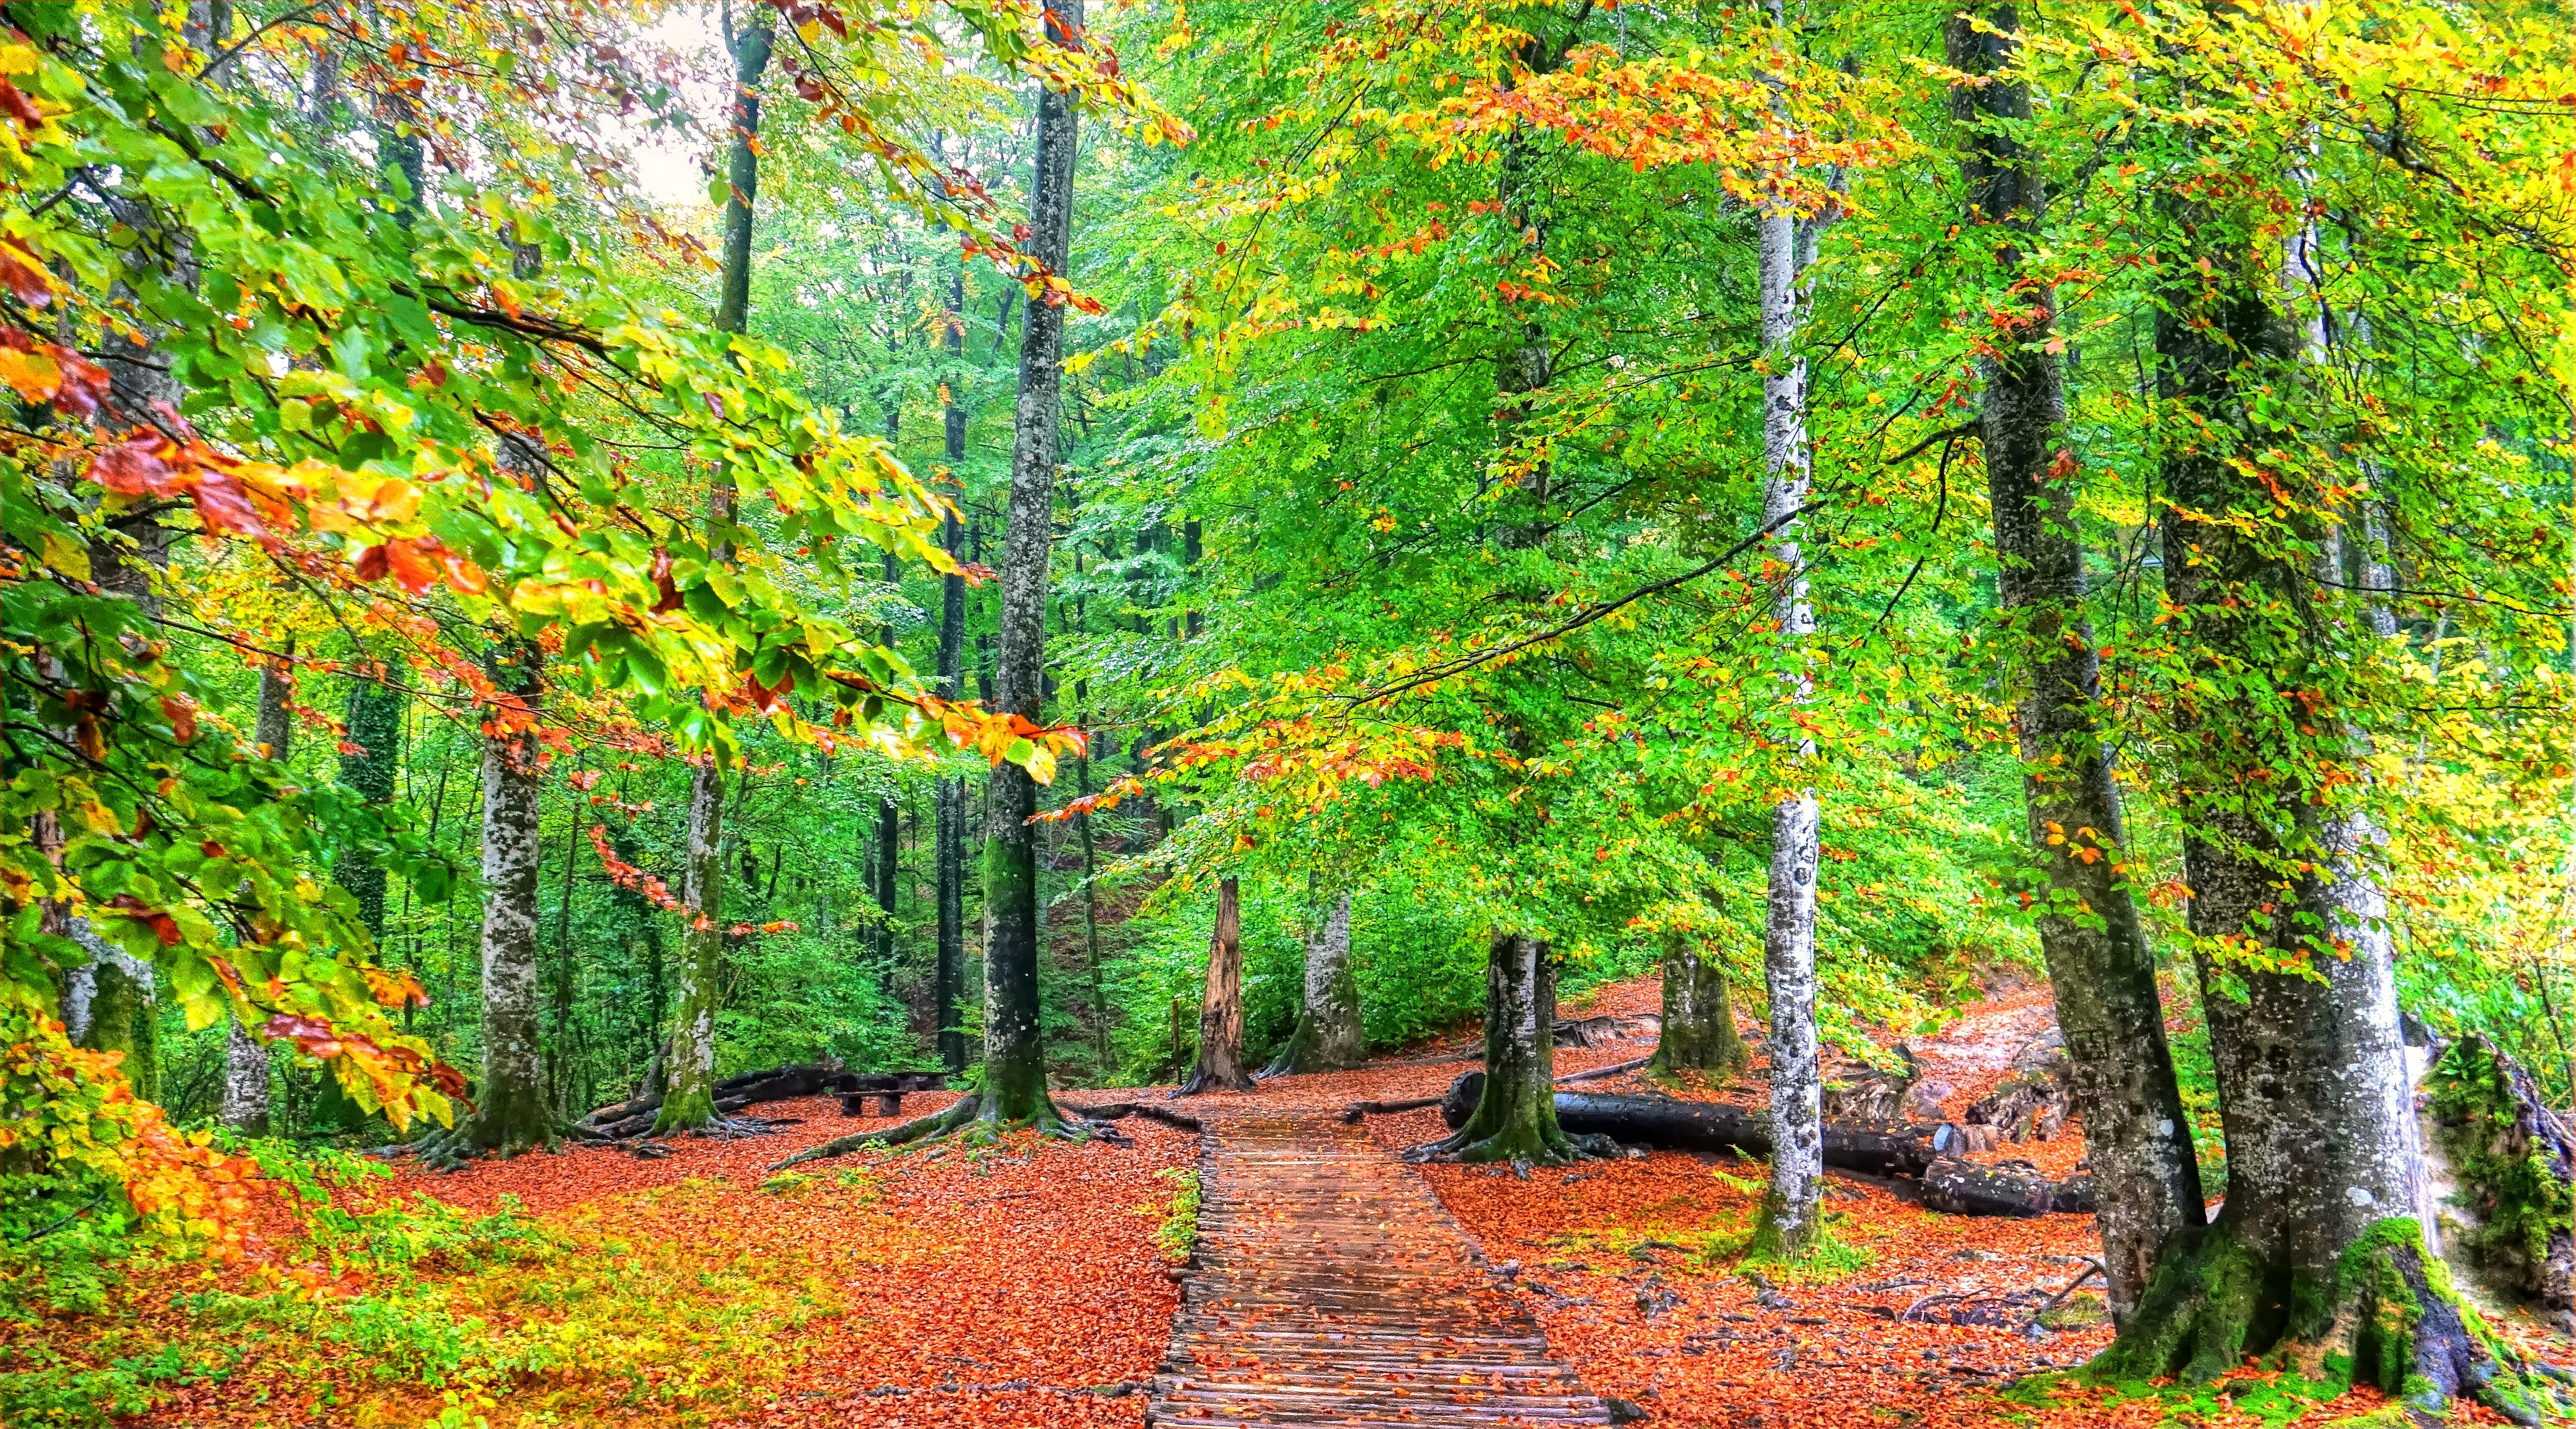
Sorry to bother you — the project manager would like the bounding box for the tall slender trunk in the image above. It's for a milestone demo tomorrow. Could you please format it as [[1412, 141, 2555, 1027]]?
[[1265, 891, 1363, 1076], [937, 504, 969, 1072], [1753, 46, 1823, 1254], [1076, 725, 1114, 1078], [1947, 5, 2204, 1318], [461, 642, 551, 1157], [548, 814, 580, 1114], [222, 644, 296, 1134], [1177, 877, 1254, 1094], [977, 0, 1083, 1125], [2095, 150, 2481, 1412], [661, 10, 774, 1134]]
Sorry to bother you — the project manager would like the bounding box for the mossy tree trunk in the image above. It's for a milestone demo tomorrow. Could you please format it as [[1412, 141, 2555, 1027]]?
[[2087, 129, 2524, 1421], [1650, 930, 1746, 1079], [973, 0, 1083, 1132], [933, 235, 971, 1077], [1947, 3, 2206, 1319], [66, 922, 158, 1104], [1411, 931, 1591, 1167], [1265, 891, 1363, 1077], [1178, 877, 1255, 1095], [659, 10, 774, 1136]]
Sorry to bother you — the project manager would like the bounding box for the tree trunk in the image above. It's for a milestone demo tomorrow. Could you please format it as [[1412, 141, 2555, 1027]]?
[[2091, 157, 2511, 1421], [460, 644, 552, 1157], [312, 662, 403, 1134], [222, 643, 295, 1133], [1413, 931, 1591, 1165], [1753, 124, 1824, 1254], [1265, 892, 1364, 1076], [65, 921, 158, 1104], [975, 0, 1083, 1131], [875, 791, 900, 963], [1649, 929, 1746, 1078], [1076, 742, 1115, 1078], [660, 11, 774, 1135], [1178, 877, 1254, 1094], [936, 516, 968, 1072], [1947, 4, 2206, 1319]]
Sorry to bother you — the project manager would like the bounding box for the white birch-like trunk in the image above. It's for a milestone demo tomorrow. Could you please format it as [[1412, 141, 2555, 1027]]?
[[2286, 200, 2431, 1247], [1757, 168, 1824, 1252]]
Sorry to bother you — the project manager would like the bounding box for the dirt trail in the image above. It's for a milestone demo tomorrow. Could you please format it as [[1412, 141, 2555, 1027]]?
[[1152, 1110, 1610, 1427]]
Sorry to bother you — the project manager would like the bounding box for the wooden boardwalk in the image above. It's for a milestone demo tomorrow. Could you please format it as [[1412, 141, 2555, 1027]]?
[[1149, 1112, 1612, 1428]]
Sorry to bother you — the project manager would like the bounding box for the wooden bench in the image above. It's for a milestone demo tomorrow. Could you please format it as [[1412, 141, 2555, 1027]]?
[[840, 1089, 905, 1117], [830, 1071, 949, 1119]]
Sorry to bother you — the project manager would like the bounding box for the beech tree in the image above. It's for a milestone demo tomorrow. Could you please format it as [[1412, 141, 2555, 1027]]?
[[659, 5, 778, 1138], [1944, 2, 2206, 1318]]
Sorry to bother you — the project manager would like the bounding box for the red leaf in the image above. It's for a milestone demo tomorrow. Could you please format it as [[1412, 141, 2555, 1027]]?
[[51, 348, 109, 419], [384, 537, 442, 594], [107, 894, 183, 945], [159, 694, 198, 743], [353, 543, 391, 582], [650, 546, 682, 612], [0, 79, 41, 128], [90, 436, 179, 497], [190, 470, 269, 538], [0, 241, 52, 309]]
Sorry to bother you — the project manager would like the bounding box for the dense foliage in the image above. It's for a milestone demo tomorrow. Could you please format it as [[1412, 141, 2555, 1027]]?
[[2, 0, 2568, 1421]]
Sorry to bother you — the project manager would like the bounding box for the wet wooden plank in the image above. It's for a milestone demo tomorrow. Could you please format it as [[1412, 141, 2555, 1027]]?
[[1147, 1112, 1612, 1428]]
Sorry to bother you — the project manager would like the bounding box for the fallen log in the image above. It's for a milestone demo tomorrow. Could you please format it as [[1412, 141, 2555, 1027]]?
[[1438, 1074, 2090, 1212], [1919, 1156, 2055, 1217], [580, 1059, 849, 1135], [1440, 1073, 1941, 1176]]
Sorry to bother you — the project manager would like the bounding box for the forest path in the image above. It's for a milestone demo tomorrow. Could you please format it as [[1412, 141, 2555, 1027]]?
[[1150, 1109, 1613, 1428]]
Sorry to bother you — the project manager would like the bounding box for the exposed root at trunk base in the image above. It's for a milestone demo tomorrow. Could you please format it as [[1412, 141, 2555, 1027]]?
[[1408, 1065, 1619, 1171], [410, 1118, 581, 1172], [2087, 1219, 2564, 1426], [766, 1091, 1122, 1171]]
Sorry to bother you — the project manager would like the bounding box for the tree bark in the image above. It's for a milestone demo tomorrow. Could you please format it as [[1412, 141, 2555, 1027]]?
[[1265, 892, 1364, 1076], [1753, 110, 1824, 1252], [65, 921, 158, 1104], [1946, 4, 2207, 1320], [2094, 144, 2479, 1413], [1076, 737, 1115, 1077], [222, 643, 295, 1133], [1178, 877, 1254, 1094], [661, 10, 774, 1134], [975, 0, 1083, 1130], [936, 513, 968, 1072], [1412, 931, 1594, 1165], [1650, 929, 1747, 1078], [457, 644, 552, 1158]]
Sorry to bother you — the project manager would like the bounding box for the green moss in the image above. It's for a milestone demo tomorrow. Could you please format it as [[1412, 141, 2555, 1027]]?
[[2428, 1037, 2573, 1302], [651, 1085, 715, 1136]]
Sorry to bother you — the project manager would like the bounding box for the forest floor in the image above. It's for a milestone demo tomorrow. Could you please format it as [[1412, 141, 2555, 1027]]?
[[22, 975, 2547, 1428]]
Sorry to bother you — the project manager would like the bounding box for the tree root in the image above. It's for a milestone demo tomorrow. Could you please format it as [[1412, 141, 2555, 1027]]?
[[1402, 1125, 1621, 1173], [411, 1117, 570, 1172], [2090, 1219, 2567, 1426], [766, 1092, 1126, 1172]]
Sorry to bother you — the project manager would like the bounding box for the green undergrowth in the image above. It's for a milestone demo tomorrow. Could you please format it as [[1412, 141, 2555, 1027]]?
[[1536, 1171, 1882, 1285], [3, 1148, 903, 1428], [1147, 1167, 1200, 1264], [1997, 1368, 2374, 1428]]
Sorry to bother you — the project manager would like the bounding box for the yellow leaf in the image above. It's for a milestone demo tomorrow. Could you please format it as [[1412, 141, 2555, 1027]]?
[[0, 343, 59, 402], [38, 530, 89, 581]]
